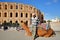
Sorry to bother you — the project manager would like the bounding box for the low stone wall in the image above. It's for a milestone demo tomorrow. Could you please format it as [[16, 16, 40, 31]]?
[[50, 22, 60, 31]]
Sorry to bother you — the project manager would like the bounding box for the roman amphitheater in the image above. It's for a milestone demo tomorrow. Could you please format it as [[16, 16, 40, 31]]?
[[0, 2, 43, 26]]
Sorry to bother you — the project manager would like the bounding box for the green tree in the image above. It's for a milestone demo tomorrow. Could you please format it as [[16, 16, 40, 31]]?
[[43, 20, 46, 23], [47, 20, 51, 22]]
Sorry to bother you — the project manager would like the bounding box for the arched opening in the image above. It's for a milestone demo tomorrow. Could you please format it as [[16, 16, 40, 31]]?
[[10, 12, 12, 17], [16, 12, 18, 17], [4, 20, 6, 23], [10, 5, 13, 9], [0, 12, 1, 17], [21, 21, 23, 23], [20, 5, 23, 10], [21, 13, 23, 17], [5, 5, 7, 9], [26, 13, 28, 18], [15, 21, 18, 23], [10, 21, 12, 23], [4, 12, 7, 17], [41, 15, 44, 23], [34, 8, 35, 12], [15, 21, 19, 27], [16, 5, 18, 9], [30, 13, 32, 17], [0, 4, 1, 9], [25, 21, 28, 25]]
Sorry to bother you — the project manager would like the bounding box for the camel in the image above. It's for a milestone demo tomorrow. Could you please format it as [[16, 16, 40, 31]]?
[[21, 23, 55, 38]]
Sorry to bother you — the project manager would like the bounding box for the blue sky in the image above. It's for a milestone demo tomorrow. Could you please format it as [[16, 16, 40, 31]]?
[[0, 0, 60, 20]]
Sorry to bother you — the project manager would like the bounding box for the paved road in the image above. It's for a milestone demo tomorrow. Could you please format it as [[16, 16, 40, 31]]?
[[0, 29, 60, 40]]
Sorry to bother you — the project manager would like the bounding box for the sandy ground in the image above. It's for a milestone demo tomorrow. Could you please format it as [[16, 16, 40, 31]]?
[[0, 29, 60, 40], [0, 22, 60, 40]]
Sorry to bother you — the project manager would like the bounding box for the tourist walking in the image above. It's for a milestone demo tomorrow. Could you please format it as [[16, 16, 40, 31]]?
[[30, 13, 39, 40]]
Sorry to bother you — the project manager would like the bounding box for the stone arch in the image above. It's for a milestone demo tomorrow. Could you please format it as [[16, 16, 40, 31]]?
[[5, 4, 7, 9], [4, 12, 7, 17], [16, 12, 18, 17], [10, 5, 13, 9], [26, 13, 28, 18], [25, 21, 28, 25], [10, 12, 12, 17]]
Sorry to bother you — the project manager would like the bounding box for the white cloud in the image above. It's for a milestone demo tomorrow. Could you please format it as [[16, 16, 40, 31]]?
[[45, 13, 49, 16], [45, 2, 51, 5], [45, 0, 58, 5], [53, 0, 58, 3]]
